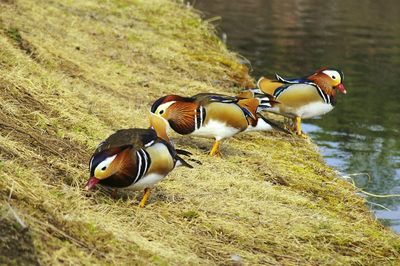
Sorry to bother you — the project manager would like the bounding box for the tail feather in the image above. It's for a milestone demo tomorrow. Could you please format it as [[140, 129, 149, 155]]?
[[175, 149, 192, 157], [175, 154, 194, 168], [237, 89, 280, 113], [175, 149, 202, 167], [254, 92, 280, 111]]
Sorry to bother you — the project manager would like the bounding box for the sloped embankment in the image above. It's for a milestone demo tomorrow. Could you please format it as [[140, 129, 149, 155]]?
[[0, 0, 399, 264]]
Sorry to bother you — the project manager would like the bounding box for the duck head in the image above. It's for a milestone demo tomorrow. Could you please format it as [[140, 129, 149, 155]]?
[[307, 67, 347, 94], [151, 95, 198, 134], [85, 146, 131, 190], [150, 95, 190, 118]]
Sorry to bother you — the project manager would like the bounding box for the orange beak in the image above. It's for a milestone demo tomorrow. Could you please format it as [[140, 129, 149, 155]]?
[[335, 83, 347, 94], [85, 177, 99, 190]]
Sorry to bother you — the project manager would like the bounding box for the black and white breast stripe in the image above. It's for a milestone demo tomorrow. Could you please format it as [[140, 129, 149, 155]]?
[[194, 106, 206, 130], [314, 84, 330, 105], [144, 140, 155, 147], [133, 149, 151, 183]]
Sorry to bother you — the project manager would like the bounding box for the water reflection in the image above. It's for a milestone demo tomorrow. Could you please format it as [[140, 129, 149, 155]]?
[[195, 0, 400, 232]]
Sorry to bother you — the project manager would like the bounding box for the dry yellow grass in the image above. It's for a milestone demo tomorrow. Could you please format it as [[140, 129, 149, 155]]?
[[0, 0, 399, 265]]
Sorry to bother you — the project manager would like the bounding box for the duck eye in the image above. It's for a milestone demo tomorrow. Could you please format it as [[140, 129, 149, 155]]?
[[101, 166, 106, 171], [159, 110, 164, 115], [331, 75, 336, 79]]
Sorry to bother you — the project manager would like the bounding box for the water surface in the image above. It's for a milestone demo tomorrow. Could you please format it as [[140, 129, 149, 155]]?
[[195, 0, 400, 232]]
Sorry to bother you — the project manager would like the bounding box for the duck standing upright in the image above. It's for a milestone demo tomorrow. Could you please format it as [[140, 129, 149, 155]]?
[[85, 114, 192, 207], [150, 92, 280, 156], [255, 67, 347, 135]]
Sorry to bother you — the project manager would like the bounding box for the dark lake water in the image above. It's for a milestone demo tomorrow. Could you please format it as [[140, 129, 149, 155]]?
[[194, 0, 400, 232]]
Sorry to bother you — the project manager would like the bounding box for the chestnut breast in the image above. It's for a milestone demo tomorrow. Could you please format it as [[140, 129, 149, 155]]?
[[98, 148, 137, 188]]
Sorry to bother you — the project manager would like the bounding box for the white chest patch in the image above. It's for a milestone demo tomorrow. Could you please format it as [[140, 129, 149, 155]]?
[[127, 173, 165, 191], [298, 102, 334, 119], [192, 119, 241, 141], [245, 118, 273, 132]]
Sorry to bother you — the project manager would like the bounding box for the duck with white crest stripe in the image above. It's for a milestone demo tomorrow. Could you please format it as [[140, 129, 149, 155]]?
[[150, 92, 283, 157], [254, 67, 347, 136], [85, 113, 193, 207]]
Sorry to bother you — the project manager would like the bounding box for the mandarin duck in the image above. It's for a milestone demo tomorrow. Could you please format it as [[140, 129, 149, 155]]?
[[255, 67, 347, 136], [85, 114, 192, 207], [150, 92, 280, 156]]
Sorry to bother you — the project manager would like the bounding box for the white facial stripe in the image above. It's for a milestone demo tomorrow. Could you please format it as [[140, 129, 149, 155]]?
[[96, 154, 117, 172], [155, 101, 176, 115], [322, 70, 341, 82]]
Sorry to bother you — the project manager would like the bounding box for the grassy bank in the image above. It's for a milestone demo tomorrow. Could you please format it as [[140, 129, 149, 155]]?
[[0, 0, 399, 264]]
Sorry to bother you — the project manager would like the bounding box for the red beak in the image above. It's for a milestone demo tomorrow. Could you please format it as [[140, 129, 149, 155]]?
[[335, 83, 347, 94], [85, 177, 99, 190]]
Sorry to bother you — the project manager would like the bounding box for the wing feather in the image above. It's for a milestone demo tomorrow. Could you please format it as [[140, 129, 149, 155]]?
[[95, 128, 157, 154], [257, 77, 285, 95]]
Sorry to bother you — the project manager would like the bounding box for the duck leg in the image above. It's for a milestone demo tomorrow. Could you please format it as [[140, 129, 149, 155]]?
[[209, 140, 222, 157], [294, 116, 309, 138], [294, 116, 302, 135], [139, 188, 151, 208]]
